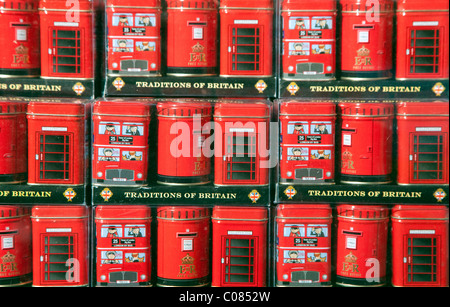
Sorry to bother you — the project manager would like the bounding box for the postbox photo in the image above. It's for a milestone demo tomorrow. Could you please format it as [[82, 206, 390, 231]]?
[[106, 0, 162, 76], [92, 99, 151, 186], [213, 99, 270, 186], [275, 204, 332, 287], [0, 0, 40, 77], [0, 100, 27, 184], [0, 205, 32, 287], [339, 0, 394, 80], [166, 0, 218, 76], [95, 205, 152, 287], [335, 204, 389, 287], [156, 206, 210, 287], [396, 0, 449, 80], [281, 0, 337, 80], [339, 101, 394, 184], [157, 99, 212, 185], [391, 205, 449, 287], [219, 0, 273, 77], [279, 100, 336, 184], [396, 101, 449, 185], [211, 206, 268, 287], [31, 205, 89, 287], [38, 0, 94, 79], [27, 100, 87, 185]]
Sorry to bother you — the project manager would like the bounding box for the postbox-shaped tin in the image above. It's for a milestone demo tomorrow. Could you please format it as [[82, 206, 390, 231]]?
[[156, 206, 210, 287], [39, 0, 94, 79], [219, 0, 273, 77], [391, 205, 449, 287], [0, 101, 27, 184], [27, 101, 86, 185], [0, 206, 32, 287], [396, 0, 449, 80], [281, 0, 337, 80], [336, 204, 389, 287], [166, 0, 218, 76], [213, 100, 270, 186], [106, 0, 162, 76], [212, 206, 268, 287], [157, 100, 212, 185], [95, 205, 152, 287], [31, 205, 89, 287], [339, 101, 394, 184], [396, 101, 449, 185], [340, 0, 394, 80], [0, 0, 40, 77], [92, 99, 151, 186], [279, 100, 336, 184], [275, 204, 332, 287]]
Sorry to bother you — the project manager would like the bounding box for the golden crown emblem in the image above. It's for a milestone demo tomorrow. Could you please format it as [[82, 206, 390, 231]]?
[[15, 44, 29, 55], [357, 46, 370, 57], [192, 43, 205, 53], [1, 252, 16, 263], [342, 150, 353, 160], [181, 253, 194, 265], [344, 252, 357, 263]]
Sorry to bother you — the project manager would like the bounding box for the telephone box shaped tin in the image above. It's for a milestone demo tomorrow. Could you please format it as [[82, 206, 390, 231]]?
[[95, 205, 152, 287], [281, 0, 337, 80], [106, 0, 162, 76], [396, 101, 449, 185]]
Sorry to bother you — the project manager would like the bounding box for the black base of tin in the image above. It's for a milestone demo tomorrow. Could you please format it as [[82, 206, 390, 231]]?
[[340, 174, 392, 185], [0, 274, 32, 287], [341, 70, 392, 80], [335, 275, 386, 287], [166, 66, 216, 76], [156, 276, 209, 287], [0, 68, 40, 77], [0, 173, 27, 184], [157, 174, 210, 185]]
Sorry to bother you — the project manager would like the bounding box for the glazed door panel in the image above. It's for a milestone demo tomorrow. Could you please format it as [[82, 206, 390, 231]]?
[[221, 236, 258, 286]]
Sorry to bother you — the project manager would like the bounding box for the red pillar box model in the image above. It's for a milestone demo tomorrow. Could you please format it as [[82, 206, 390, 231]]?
[[0, 206, 32, 287], [275, 204, 332, 287], [281, 0, 337, 80], [279, 100, 336, 184], [391, 205, 449, 287], [213, 100, 270, 186], [0, 101, 27, 184], [95, 205, 152, 287], [340, 0, 394, 80], [31, 205, 89, 287], [106, 0, 162, 76], [335, 204, 389, 287], [166, 0, 218, 76], [92, 99, 151, 186], [219, 0, 273, 77], [396, 101, 449, 185], [157, 100, 212, 185], [27, 101, 86, 185], [396, 0, 449, 80], [156, 206, 210, 287], [339, 101, 394, 184], [211, 206, 268, 287], [38, 0, 94, 79], [0, 0, 40, 77]]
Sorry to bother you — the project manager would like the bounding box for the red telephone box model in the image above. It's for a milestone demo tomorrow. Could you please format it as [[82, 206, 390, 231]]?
[[219, 0, 273, 77], [212, 206, 268, 287], [106, 0, 162, 76], [0, 101, 27, 184], [156, 206, 210, 287], [157, 100, 212, 185], [92, 99, 151, 186], [391, 205, 449, 287], [275, 204, 332, 287], [213, 100, 270, 186], [339, 101, 394, 184], [340, 0, 394, 80], [279, 100, 336, 184], [38, 0, 94, 79], [166, 0, 218, 76], [31, 205, 89, 287], [281, 0, 337, 80], [396, 101, 449, 185], [27, 101, 86, 185], [396, 0, 449, 80], [95, 205, 152, 287], [0, 0, 40, 77], [0, 206, 32, 287], [336, 204, 389, 287]]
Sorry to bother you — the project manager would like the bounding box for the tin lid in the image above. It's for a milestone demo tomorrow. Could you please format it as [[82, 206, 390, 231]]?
[[391, 205, 449, 220], [212, 206, 268, 221], [39, 0, 92, 11], [397, 0, 449, 12], [339, 102, 394, 117], [276, 204, 332, 219], [396, 101, 449, 117], [220, 0, 273, 10], [106, 0, 161, 8], [0, 0, 38, 11], [0, 206, 30, 219], [166, 0, 217, 9], [157, 206, 210, 220], [93, 99, 150, 117], [95, 205, 152, 220], [337, 204, 389, 219], [27, 101, 85, 117], [281, 0, 337, 12], [214, 100, 270, 118], [157, 100, 212, 118], [279, 100, 336, 116], [340, 0, 394, 12], [0, 101, 27, 115], [31, 205, 88, 219]]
